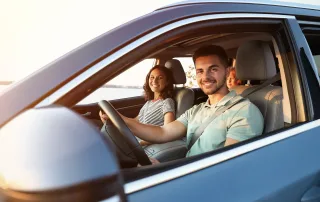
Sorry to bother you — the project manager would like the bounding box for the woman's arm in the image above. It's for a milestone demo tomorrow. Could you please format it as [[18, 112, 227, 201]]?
[[134, 115, 139, 122], [163, 98, 176, 125], [163, 112, 175, 125]]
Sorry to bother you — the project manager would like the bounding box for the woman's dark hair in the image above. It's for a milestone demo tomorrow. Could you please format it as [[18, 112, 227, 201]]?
[[143, 65, 174, 101]]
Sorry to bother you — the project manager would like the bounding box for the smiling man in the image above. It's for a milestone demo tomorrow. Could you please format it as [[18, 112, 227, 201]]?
[[120, 45, 264, 157]]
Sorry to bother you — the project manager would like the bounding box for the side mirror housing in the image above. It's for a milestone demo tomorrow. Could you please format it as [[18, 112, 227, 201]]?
[[0, 106, 125, 201]]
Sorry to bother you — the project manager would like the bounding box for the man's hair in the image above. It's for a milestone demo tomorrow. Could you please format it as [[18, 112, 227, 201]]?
[[193, 45, 229, 68]]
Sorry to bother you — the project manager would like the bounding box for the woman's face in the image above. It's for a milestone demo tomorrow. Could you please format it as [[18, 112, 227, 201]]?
[[227, 71, 238, 89], [149, 68, 167, 93]]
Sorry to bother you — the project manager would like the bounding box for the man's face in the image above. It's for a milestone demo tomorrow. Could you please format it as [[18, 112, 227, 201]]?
[[195, 55, 228, 95]]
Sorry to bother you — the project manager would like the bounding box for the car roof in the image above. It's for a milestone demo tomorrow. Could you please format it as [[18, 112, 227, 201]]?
[[159, 0, 320, 11], [151, 32, 273, 59]]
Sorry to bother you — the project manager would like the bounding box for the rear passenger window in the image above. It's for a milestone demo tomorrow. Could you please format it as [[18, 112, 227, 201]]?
[[314, 55, 320, 74], [174, 57, 199, 88], [301, 30, 320, 77]]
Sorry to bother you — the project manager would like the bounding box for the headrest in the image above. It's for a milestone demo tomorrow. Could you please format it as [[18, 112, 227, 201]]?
[[236, 40, 276, 81], [165, 59, 186, 84]]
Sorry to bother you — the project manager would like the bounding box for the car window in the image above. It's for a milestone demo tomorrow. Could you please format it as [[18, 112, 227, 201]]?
[[69, 17, 305, 174], [79, 59, 155, 104], [302, 32, 320, 77], [173, 57, 199, 88], [314, 55, 320, 74]]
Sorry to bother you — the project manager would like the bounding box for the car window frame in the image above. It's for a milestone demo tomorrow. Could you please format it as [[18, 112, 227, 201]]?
[[15, 12, 312, 194], [58, 15, 311, 193], [288, 20, 320, 120]]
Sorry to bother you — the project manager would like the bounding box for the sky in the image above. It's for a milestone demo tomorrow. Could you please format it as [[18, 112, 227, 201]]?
[[0, 0, 319, 82], [0, 0, 179, 82]]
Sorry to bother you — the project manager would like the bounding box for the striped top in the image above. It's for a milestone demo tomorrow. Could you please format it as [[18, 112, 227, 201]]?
[[138, 98, 175, 126]]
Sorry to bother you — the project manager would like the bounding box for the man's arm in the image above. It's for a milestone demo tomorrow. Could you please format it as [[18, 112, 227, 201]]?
[[122, 115, 187, 143], [139, 112, 176, 146], [99, 110, 140, 123], [226, 102, 264, 145]]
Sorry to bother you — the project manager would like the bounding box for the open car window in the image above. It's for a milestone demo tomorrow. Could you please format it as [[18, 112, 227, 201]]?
[[303, 31, 320, 77], [2, 2, 320, 201], [52, 13, 309, 185], [78, 58, 156, 104]]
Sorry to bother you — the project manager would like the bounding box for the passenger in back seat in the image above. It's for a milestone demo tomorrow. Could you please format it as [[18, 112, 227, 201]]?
[[227, 67, 241, 89]]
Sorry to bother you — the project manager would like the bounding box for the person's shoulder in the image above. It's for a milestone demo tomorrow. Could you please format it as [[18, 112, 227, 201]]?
[[188, 101, 206, 113], [178, 101, 205, 120], [231, 94, 263, 117], [163, 97, 175, 105], [144, 100, 152, 105], [232, 94, 252, 108], [163, 98, 174, 103]]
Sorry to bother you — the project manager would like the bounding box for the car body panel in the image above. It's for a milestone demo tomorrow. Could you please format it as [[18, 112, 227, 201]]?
[[128, 120, 320, 202], [1, 1, 320, 201]]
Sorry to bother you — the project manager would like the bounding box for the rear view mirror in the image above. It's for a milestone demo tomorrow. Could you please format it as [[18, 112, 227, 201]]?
[[0, 106, 126, 201]]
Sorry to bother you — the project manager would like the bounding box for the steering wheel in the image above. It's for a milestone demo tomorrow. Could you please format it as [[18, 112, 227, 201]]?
[[98, 100, 151, 166]]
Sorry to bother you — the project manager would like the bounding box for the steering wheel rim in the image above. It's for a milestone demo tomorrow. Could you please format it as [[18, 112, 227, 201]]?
[[98, 100, 151, 166]]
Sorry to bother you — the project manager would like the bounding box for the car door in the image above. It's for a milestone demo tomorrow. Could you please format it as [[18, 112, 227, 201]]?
[[119, 10, 320, 202], [47, 9, 320, 202], [127, 122, 320, 202], [2, 2, 320, 202]]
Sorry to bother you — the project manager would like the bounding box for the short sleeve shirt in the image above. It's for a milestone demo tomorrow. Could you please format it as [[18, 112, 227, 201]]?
[[138, 98, 175, 126], [177, 90, 264, 157]]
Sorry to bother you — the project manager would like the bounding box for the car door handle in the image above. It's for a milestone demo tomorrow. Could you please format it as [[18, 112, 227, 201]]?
[[301, 185, 320, 202]]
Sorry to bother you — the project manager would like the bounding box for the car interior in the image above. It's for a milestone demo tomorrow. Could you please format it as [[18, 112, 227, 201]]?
[[73, 30, 297, 181]]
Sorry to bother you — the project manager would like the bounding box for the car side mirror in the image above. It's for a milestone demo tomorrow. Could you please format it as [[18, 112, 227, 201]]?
[[0, 106, 126, 201]]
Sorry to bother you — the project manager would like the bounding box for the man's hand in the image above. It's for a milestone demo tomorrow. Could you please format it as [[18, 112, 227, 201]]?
[[99, 110, 109, 124], [138, 157, 160, 167], [224, 137, 239, 146], [139, 140, 152, 146]]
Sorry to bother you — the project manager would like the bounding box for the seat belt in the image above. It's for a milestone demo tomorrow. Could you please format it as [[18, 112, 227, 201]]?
[[241, 73, 281, 97], [187, 73, 281, 150]]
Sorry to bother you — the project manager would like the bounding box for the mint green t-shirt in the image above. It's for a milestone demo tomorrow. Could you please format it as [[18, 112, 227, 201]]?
[[177, 90, 264, 157]]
